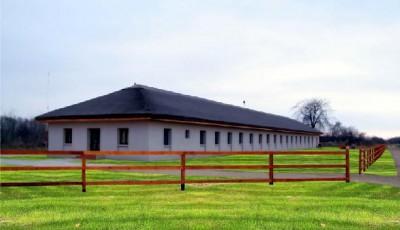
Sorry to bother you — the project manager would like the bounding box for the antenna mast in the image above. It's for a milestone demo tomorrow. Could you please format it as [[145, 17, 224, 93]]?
[[46, 72, 50, 111]]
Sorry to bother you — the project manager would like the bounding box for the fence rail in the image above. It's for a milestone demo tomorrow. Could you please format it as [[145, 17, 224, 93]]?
[[0, 149, 350, 192], [358, 144, 386, 174]]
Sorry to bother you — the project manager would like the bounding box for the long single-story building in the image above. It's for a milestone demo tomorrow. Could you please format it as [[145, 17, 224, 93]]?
[[36, 84, 321, 160]]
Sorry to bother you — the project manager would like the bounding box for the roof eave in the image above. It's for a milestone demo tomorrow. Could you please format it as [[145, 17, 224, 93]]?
[[36, 114, 321, 135]]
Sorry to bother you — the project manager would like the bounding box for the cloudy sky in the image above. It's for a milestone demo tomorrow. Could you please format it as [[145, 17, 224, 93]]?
[[1, 0, 399, 138]]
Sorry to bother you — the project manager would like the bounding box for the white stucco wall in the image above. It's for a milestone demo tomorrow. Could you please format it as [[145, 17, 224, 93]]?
[[48, 121, 149, 151], [48, 120, 320, 160]]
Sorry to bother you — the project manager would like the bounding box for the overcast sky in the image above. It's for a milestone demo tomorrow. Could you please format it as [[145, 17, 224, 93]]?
[[1, 0, 399, 138]]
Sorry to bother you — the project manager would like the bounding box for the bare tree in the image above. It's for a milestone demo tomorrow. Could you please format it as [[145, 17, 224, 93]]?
[[292, 98, 331, 130], [1, 115, 47, 148]]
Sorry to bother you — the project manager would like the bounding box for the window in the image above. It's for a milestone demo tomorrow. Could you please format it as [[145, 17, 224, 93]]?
[[118, 128, 129, 145], [273, 135, 276, 144], [227, 132, 232, 145], [64, 128, 72, 144], [286, 136, 289, 144], [239, 132, 243, 144], [300, 136, 302, 144], [249, 133, 253, 144], [291, 136, 293, 144], [185, 130, 190, 139], [214, 131, 220, 145], [295, 136, 298, 144], [280, 135, 283, 144], [259, 134, 262, 144], [163, 128, 171, 146], [266, 134, 270, 144], [200, 130, 206, 145]]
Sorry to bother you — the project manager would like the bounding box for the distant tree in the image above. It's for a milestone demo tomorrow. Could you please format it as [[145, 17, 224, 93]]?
[[330, 121, 343, 137], [0, 115, 47, 148], [292, 98, 331, 130], [321, 121, 386, 146], [387, 137, 400, 144]]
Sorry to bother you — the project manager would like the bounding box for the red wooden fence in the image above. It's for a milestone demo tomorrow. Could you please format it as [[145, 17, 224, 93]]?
[[358, 144, 386, 174], [1, 149, 350, 192]]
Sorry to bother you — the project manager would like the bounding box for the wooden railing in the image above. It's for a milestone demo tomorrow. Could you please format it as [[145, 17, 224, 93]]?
[[358, 144, 386, 174], [0, 149, 350, 192]]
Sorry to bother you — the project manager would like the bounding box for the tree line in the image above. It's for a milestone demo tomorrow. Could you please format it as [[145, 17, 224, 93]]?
[[1, 115, 47, 149]]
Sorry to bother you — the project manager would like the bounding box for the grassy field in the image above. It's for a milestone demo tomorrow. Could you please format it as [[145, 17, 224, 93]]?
[[1, 147, 398, 229], [1, 170, 400, 230]]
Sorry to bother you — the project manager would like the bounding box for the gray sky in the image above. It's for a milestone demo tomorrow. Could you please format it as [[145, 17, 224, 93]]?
[[1, 0, 399, 138]]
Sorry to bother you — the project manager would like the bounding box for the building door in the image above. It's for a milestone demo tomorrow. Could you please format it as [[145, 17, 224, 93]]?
[[88, 128, 101, 151]]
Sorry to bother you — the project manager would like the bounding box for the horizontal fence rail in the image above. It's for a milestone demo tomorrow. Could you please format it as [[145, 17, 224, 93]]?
[[358, 144, 386, 174], [0, 149, 350, 192]]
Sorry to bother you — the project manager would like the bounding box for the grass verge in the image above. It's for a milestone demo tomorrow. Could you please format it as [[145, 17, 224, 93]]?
[[0, 170, 399, 230]]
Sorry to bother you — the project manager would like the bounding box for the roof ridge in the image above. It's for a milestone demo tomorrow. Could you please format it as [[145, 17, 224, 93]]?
[[127, 84, 297, 122]]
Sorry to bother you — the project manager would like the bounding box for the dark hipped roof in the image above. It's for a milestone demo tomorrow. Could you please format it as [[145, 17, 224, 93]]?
[[36, 84, 320, 134]]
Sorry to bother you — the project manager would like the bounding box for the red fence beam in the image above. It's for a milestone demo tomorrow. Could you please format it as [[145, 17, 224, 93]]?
[[1, 149, 350, 191]]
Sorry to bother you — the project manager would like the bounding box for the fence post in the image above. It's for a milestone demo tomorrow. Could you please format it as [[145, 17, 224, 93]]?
[[269, 153, 274, 185], [369, 149, 372, 167], [362, 149, 366, 172], [180, 153, 186, 191], [345, 147, 350, 183], [81, 152, 86, 192], [358, 148, 362, 175]]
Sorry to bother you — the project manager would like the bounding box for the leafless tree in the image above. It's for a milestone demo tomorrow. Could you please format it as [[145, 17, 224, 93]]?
[[292, 98, 331, 130], [1, 115, 47, 148]]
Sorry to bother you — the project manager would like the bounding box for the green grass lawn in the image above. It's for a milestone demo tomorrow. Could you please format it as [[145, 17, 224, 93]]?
[[1, 147, 398, 229], [1, 155, 51, 160], [1, 170, 399, 230]]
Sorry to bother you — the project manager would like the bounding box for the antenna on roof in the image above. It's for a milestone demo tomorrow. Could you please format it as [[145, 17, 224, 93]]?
[[46, 72, 51, 112]]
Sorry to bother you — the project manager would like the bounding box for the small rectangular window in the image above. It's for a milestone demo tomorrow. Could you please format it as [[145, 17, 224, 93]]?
[[214, 131, 220, 145], [273, 135, 276, 144], [266, 134, 270, 144], [227, 132, 232, 144], [259, 134, 262, 144], [291, 136, 293, 144], [185, 130, 190, 139], [286, 136, 289, 144], [295, 136, 298, 144], [163, 128, 171, 146], [239, 132, 243, 144], [280, 135, 283, 144], [249, 133, 253, 144], [300, 136, 302, 144], [200, 130, 206, 145], [64, 128, 72, 144], [118, 128, 129, 145]]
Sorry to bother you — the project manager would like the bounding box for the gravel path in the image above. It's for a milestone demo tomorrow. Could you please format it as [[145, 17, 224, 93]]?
[[388, 145, 400, 176], [2, 147, 400, 188]]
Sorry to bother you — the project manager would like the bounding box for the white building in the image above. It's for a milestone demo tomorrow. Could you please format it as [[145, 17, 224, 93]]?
[[37, 85, 321, 160]]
